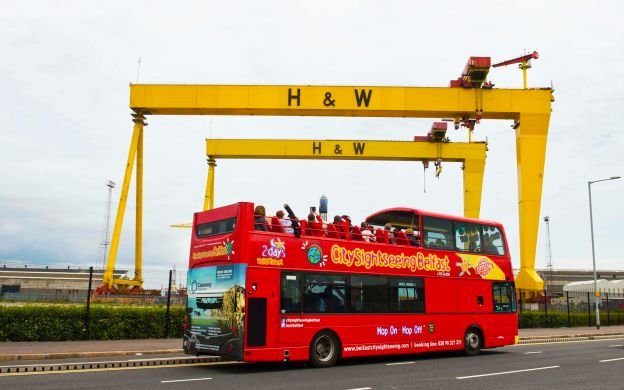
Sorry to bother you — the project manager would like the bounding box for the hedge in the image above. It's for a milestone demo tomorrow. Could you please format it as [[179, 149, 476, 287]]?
[[0, 305, 184, 342], [2, 305, 623, 341]]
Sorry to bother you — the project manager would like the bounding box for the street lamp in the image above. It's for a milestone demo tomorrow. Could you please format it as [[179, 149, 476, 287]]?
[[588, 176, 621, 329]]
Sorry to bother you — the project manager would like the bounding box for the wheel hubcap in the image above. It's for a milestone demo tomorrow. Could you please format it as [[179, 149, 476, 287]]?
[[467, 333, 479, 349], [315, 336, 333, 361]]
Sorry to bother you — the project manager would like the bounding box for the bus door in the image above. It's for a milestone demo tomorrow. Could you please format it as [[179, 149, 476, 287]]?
[[246, 269, 278, 348]]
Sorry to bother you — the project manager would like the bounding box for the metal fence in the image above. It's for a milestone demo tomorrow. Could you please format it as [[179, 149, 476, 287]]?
[[518, 289, 624, 327]]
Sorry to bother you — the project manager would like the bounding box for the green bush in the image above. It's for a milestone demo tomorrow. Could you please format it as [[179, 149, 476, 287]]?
[[0, 305, 185, 341]]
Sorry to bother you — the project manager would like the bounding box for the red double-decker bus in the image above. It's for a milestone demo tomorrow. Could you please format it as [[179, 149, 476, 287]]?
[[183, 202, 517, 367]]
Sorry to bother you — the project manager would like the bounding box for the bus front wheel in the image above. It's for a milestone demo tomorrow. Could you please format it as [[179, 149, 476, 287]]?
[[463, 327, 482, 356], [309, 331, 339, 368]]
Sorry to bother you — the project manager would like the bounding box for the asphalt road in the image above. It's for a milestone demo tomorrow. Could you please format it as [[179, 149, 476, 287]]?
[[1, 339, 623, 390]]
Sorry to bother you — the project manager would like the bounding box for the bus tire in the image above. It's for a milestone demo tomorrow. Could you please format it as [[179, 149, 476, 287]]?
[[184, 335, 198, 355], [463, 327, 482, 356], [309, 331, 340, 368]]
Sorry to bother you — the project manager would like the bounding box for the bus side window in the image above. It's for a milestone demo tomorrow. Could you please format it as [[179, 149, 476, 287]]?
[[493, 282, 516, 312], [280, 272, 302, 313], [482, 225, 506, 256], [422, 217, 453, 250], [303, 274, 346, 313]]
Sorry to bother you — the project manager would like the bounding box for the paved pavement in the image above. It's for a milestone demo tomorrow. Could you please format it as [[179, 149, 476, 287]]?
[[1, 325, 623, 362]]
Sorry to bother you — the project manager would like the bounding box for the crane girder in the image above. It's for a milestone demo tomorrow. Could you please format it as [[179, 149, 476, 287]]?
[[129, 84, 552, 119], [204, 138, 487, 220]]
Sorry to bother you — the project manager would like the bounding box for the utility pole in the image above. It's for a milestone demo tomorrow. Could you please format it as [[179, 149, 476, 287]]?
[[544, 216, 553, 292], [101, 180, 116, 270]]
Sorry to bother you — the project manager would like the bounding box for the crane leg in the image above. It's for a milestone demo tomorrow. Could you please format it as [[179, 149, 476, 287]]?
[[463, 157, 485, 219], [204, 158, 217, 210], [134, 125, 144, 288], [101, 115, 145, 290], [515, 112, 550, 292]]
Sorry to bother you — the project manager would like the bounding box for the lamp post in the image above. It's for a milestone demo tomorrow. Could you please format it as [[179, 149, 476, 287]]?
[[588, 176, 621, 329]]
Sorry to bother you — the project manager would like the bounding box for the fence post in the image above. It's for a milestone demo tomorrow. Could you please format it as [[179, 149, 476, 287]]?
[[165, 270, 173, 338], [587, 293, 591, 328], [606, 293, 610, 326], [85, 266, 93, 340], [543, 289, 548, 327], [566, 291, 571, 327]]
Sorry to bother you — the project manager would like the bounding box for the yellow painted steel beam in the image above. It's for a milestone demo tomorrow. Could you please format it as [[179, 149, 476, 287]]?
[[102, 115, 145, 289], [206, 139, 486, 219], [135, 127, 144, 287], [206, 139, 486, 162], [463, 156, 485, 219], [203, 158, 216, 210], [130, 84, 552, 119], [514, 113, 550, 292]]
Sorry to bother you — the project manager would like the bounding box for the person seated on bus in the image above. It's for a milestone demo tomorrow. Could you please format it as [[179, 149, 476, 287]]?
[[321, 286, 342, 312], [275, 209, 294, 234], [482, 233, 499, 255], [360, 222, 375, 242], [405, 228, 420, 246], [254, 205, 268, 231], [384, 223, 396, 244]]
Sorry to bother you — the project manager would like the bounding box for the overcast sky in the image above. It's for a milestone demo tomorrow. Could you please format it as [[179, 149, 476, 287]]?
[[1, 1, 622, 288]]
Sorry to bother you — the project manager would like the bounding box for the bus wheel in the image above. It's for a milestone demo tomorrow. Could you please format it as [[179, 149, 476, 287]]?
[[184, 335, 198, 355], [309, 331, 339, 368], [463, 327, 482, 356]]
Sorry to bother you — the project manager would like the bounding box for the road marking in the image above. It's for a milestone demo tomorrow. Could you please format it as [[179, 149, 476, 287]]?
[[456, 365, 559, 380], [599, 357, 624, 363], [344, 388, 372, 390], [608, 345, 623, 348], [386, 361, 415, 366], [128, 357, 195, 362], [524, 351, 542, 354], [511, 337, 624, 346], [0, 361, 242, 377], [162, 377, 212, 383]]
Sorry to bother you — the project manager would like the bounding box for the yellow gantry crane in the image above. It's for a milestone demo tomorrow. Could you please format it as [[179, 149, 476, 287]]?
[[100, 58, 553, 293], [203, 137, 487, 219]]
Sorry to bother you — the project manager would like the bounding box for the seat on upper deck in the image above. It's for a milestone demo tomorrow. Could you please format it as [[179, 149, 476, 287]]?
[[350, 225, 363, 241], [375, 228, 388, 244], [271, 217, 285, 233], [327, 224, 341, 239], [395, 231, 410, 246]]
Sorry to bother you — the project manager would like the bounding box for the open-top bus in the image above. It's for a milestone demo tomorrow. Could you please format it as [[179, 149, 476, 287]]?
[[183, 202, 517, 367]]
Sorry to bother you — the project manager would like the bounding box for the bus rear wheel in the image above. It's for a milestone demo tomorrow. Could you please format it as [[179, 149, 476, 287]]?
[[309, 331, 339, 368], [463, 327, 482, 356]]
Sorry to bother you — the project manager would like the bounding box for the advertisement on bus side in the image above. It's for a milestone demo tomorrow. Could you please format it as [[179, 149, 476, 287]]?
[[185, 264, 246, 359]]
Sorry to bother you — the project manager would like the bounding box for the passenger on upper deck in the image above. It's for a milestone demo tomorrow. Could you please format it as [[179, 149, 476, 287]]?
[[384, 223, 396, 244], [361, 222, 375, 242], [340, 215, 352, 239], [254, 205, 268, 231], [405, 228, 420, 246], [275, 209, 294, 234]]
